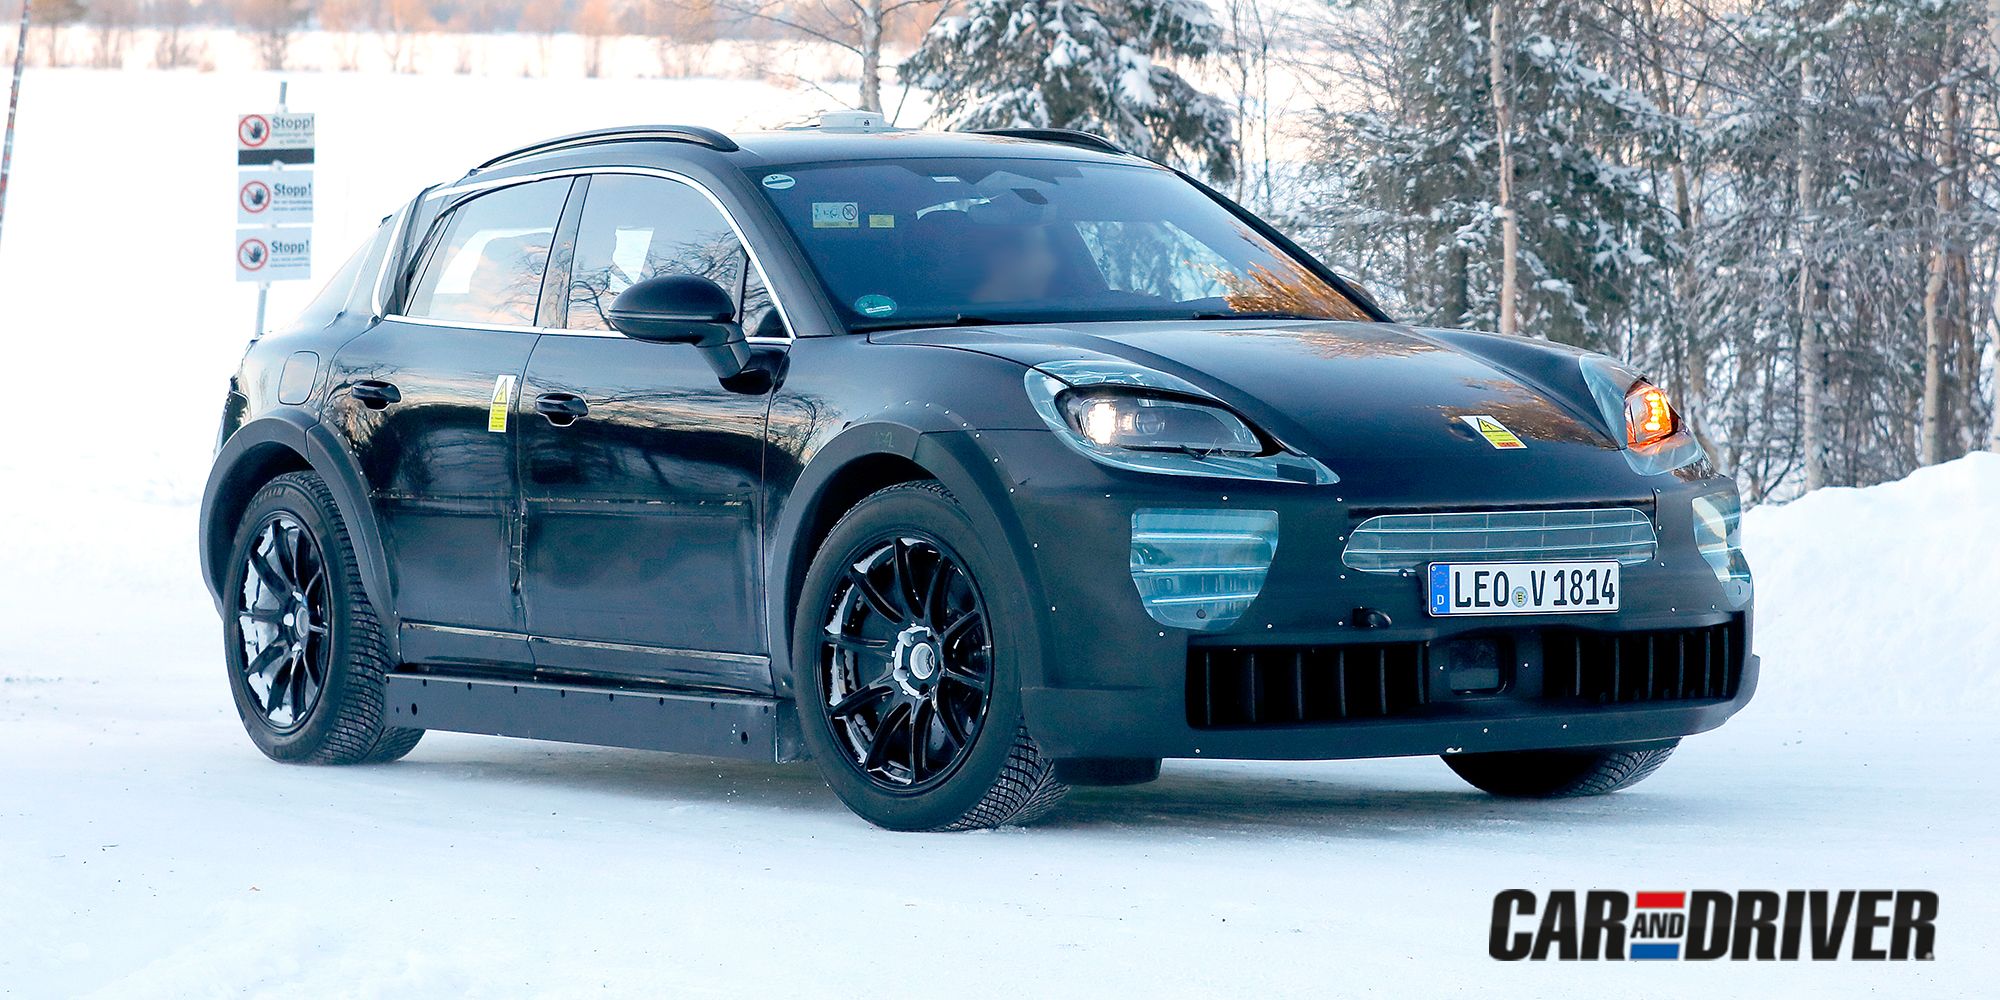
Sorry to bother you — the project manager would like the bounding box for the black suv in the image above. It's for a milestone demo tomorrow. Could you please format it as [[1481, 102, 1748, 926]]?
[[201, 119, 1755, 830]]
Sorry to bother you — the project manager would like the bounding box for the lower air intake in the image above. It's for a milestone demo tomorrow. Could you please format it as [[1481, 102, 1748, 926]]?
[[1543, 620, 1745, 704], [1187, 642, 1428, 728]]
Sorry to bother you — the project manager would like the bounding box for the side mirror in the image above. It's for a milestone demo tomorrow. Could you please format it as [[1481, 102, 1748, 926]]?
[[607, 275, 750, 379]]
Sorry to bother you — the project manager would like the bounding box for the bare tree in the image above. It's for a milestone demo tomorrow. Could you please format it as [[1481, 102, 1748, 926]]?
[[1923, 83, 1958, 465], [1219, 0, 1283, 212], [1488, 0, 1518, 336], [86, 0, 137, 68], [152, 0, 205, 69], [649, 0, 719, 78], [520, 0, 564, 76], [234, 0, 307, 71], [716, 0, 944, 112], [577, 0, 620, 78], [30, 0, 83, 66], [378, 0, 433, 74]]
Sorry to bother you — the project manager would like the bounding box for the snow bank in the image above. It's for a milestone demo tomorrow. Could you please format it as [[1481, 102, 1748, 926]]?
[[1743, 452, 2000, 717]]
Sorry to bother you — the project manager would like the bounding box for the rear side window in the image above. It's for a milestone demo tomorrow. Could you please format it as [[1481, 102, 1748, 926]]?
[[405, 179, 572, 327], [565, 174, 749, 332]]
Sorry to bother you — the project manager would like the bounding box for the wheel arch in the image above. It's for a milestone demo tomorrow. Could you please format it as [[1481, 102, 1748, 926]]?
[[200, 413, 398, 656], [765, 420, 1048, 698]]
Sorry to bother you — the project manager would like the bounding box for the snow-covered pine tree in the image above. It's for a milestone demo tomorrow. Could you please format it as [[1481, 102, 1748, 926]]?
[[901, 0, 1237, 181], [1304, 0, 1677, 354]]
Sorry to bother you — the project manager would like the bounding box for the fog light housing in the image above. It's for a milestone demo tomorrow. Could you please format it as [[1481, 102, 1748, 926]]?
[[1691, 491, 1753, 608], [1130, 509, 1279, 631]]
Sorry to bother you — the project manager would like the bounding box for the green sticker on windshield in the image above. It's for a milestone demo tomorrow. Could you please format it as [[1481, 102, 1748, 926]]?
[[854, 294, 897, 317]]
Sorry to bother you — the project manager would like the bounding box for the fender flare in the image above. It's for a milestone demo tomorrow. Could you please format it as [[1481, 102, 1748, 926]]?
[[199, 413, 399, 652], [763, 418, 1050, 697]]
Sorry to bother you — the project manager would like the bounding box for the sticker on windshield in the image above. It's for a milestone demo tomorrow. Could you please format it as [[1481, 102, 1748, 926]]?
[[854, 294, 897, 318], [868, 214, 896, 229], [761, 173, 795, 190], [812, 202, 860, 228]]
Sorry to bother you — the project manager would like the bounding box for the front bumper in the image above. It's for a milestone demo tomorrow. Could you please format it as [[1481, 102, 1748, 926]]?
[[968, 430, 1758, 761]]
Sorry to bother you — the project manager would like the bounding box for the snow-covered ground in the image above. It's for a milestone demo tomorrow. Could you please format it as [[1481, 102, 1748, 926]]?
[[2, 71, 1996, 997]]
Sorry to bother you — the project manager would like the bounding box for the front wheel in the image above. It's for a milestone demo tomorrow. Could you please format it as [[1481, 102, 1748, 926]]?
[[1443, 741, 1678, 798], [792, 482, 1067, 831]]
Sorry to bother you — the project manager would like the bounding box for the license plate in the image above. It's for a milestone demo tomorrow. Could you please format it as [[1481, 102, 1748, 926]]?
[[1427, 561, 1620, 616]]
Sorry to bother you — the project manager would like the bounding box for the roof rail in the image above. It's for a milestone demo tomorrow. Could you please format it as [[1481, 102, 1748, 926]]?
[[969, 128, 1126, 155], [475, 125, 739, 171]]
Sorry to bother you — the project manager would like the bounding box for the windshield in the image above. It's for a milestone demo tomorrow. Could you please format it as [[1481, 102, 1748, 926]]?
[[749, 158, 1373, 331]]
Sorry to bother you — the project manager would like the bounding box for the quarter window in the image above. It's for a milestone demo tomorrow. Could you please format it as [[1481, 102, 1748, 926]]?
[[405, 179, 571, 327], [566, 175, 752, 333]]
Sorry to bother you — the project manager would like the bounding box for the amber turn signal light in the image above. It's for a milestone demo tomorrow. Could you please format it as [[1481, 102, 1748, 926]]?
[[1624, 383, 1677, 449]]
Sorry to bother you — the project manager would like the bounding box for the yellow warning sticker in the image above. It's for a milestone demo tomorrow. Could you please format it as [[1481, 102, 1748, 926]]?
[[488, 374, 517, 433], [1460, 414, 1525, 449]]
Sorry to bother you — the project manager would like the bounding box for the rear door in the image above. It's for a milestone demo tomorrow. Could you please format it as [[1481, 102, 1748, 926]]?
[[324, 177, 576, 664], [516, 172, 780, 691]]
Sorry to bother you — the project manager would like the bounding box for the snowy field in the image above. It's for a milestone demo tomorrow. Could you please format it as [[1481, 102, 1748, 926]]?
[[2, 70, 1997, 997]]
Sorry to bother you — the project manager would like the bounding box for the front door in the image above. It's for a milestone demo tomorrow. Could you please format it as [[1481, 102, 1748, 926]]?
[[324, 176, 575, 663], [517, 173, 780, 691]]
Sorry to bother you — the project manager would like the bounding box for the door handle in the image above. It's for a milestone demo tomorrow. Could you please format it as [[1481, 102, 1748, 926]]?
[[535, 392, 589, 427], [350, 380, 401, 409]]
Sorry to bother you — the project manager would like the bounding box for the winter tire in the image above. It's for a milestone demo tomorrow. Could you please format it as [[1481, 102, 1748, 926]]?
[[793, 481, 1067, 831], [1443, 741, 1678, 798], [222, 471, 423, 765]]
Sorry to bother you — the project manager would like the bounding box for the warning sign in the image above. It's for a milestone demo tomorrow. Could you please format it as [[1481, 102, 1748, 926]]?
[[1460, 414, 1527, 450], [487, 375, 518, 433], [236, 169, 313, 223], [235, 227, 311, 283], [237, 112, 315, 165]]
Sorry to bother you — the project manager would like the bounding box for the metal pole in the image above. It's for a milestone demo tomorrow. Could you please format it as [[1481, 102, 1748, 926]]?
[[0, 0, 30, 252], [251, 80, 288, 339]]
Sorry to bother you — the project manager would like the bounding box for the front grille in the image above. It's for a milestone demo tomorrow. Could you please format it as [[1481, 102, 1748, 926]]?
[[1544, 620, 1744, 705], [1188, 642, 1427, 728], [1341, 507, 1657, 574], [1186, 619, 1744, 730]]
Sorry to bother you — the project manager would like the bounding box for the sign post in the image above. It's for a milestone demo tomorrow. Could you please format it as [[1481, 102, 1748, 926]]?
[[237, 81, 314, 338]]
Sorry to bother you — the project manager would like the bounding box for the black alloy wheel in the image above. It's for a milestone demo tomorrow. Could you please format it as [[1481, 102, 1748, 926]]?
[[236, 512, 331, 732], [222, 471, 422, 765], [821, 534, 993, 790]]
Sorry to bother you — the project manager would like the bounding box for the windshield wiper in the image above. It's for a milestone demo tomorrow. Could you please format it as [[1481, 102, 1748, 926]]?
[[1190, 310, 1327, 322], [858, 314, 1026, 333]]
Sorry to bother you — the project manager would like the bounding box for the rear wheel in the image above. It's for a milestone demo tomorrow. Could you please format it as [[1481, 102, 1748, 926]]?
[[1443, 741, 1677, 798], [222, 472, 422, 765], [793, 482, 1067, 831]]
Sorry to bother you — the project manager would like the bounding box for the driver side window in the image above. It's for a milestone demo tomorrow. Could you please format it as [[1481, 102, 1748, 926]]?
[[566, 174, 759, 333]]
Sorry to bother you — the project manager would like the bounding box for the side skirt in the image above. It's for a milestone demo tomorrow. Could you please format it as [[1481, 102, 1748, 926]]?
[[383, 673, 805, 762]]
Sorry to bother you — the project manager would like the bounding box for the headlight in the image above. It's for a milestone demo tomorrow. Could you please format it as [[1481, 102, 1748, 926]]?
[[1062, 392, 1263, 455], [1025, 359, 1337, 485], [1580, 354, 1704, 475]]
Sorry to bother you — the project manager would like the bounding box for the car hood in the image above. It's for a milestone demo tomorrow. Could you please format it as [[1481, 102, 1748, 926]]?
[[874, 319, 1652, 505]]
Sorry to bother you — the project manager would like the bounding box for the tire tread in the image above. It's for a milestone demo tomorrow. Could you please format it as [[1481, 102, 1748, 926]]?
[[238, 472, 422, 766]]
